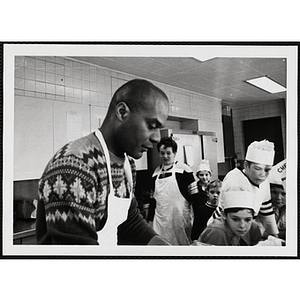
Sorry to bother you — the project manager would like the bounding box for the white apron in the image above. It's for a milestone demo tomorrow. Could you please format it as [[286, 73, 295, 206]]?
[[95, 129, 132, 246], [153, 164, 192, 245]]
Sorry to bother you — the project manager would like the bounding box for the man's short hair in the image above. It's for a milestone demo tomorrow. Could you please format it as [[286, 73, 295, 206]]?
[[109, 79, 168, 113]]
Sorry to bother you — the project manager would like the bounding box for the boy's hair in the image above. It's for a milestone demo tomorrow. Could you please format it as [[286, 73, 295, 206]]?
[[244, 160, 254, 168], [157, 136, 178, 153], [224, 207, 255, 216], [270, 183, 284, 190], [206, 179, 222, 191]]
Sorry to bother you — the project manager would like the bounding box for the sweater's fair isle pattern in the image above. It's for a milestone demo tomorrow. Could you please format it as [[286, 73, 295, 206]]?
[[37, 133, 136, 243]]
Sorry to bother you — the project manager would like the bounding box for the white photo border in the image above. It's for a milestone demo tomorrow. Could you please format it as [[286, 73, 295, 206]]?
[[3, 43, 298, 257]]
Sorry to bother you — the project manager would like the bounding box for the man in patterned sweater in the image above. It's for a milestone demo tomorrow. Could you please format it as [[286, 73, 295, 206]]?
[[36, 79, 170, 245]]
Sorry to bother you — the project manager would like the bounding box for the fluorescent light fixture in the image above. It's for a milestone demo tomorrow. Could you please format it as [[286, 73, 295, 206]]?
[[245, 76, 286, 93]]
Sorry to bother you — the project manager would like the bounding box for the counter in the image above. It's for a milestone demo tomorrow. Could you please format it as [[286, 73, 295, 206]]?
[[13, 219, 36, 244]]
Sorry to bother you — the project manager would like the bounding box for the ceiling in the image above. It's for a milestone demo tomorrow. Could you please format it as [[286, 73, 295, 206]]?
[[69, 56, 287, 108]]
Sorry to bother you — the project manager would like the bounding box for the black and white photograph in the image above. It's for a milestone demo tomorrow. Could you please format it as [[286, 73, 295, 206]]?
[[2, 43, 298, 258]]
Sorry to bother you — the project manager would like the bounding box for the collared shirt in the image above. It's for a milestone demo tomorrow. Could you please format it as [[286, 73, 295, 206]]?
[[199, 218, 262, 246], [211, 168, 278, 235]]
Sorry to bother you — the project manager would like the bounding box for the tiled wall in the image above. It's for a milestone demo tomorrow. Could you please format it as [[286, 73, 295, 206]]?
[[15, 56, 222, 118], [14, 56, 287, 179], [15, 56, 112, 107], [14, 55, 224, 160], [232, 99, 286, 160]]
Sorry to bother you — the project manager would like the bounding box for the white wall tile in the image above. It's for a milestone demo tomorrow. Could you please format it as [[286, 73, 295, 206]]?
[[65, 87, 74, 98], [46, 83, 55, 94], [35, 59, 46, 70], [15, 78, 24, 89], [46, 61, 56, 73], [55, 85, 64, 96], [65, 67, 74, 77], [24, 57, 35, 69], [36, 81, 46, 93], [24, 79, 35, 91], [73, 88, 82, 99], [64, 76, 73, 87], [25, 68, 35, 80], [15, 56, 25, 67], [45, 72, 55, 83], [15, 67, 25, 79], [25, 90, 35, 97], [36, 70, 46, 82]]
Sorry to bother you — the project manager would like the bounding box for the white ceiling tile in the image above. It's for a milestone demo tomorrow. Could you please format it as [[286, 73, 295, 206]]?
[[69, 56, 287, 108]]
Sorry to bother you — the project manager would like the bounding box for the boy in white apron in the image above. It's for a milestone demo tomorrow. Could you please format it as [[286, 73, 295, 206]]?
[[148, 137, 199, 245]]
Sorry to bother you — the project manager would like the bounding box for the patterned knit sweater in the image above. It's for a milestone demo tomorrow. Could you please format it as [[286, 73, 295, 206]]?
[[36, 132, 157, 245]]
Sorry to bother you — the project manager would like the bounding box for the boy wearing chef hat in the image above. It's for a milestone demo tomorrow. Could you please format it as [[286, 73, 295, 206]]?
[[196, 159, 212, 191], [191, 160, 214, 241], [209, 140, 279, 238], [269, 159, 286, 240], [198, 190, 262, 245]]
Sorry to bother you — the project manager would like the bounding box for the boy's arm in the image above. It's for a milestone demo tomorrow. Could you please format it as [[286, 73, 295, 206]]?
[[259, 198, 279, 236], [199, 227, 228, 245]]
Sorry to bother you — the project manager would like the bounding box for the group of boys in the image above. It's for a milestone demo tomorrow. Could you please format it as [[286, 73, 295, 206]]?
[[192, 141, 286, 246]]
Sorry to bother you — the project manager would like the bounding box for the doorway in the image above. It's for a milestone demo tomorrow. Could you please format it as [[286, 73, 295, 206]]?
[[243, 116, 284, 165]]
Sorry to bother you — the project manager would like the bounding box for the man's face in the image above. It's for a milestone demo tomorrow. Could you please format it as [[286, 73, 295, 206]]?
[[117, 95, 169, 159], [244, 162, 272, 185], [225, 209, 254, 237], [271, 185, 286, 209]]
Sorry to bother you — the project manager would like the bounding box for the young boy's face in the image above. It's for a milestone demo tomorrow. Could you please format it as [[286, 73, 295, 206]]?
[[271, 185, 286, 209], [197, 170, 211, 185], [244, 162, 272, 186], [159, 146, 176, 166], [207, 187, 221, 206], [225, 209, 253, 237]]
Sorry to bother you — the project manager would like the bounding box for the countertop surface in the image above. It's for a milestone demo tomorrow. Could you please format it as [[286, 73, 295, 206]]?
[[13, 218, 36, 239]]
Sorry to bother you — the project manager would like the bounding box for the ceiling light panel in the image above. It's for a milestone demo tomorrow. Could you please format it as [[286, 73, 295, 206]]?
[[245, 76, 286, 93]]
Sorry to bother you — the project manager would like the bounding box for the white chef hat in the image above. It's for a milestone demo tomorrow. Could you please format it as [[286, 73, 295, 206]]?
[[245, 140, 275, 165], [196, 159, 211, 174], [269, 159, 286, 190], [223, 191, 255, 210]]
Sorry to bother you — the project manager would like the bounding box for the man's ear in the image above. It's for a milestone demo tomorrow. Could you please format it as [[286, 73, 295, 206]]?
[[115, 102, 130, 121]]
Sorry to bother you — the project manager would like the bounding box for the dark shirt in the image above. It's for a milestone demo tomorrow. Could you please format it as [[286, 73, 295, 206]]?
[[191, 201, 216, 241]]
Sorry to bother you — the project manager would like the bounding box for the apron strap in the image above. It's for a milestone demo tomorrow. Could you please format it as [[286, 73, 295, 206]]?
[[95, 129, 133, 193], [124, 154, 133, 193], [94, 129, 134, 246]]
